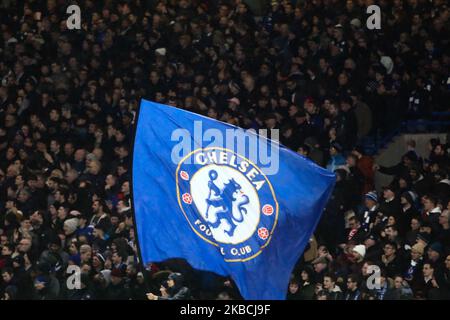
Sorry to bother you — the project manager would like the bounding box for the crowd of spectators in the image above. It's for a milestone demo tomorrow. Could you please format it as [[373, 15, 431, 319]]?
[[0, 0, 449, 299]]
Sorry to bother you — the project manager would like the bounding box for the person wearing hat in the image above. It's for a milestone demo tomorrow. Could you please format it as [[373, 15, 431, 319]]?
[[104, 268, 130, 300], [352, 244, 366, 263], [311, 255, 329, 284], [427, 242, 444, 265], [404, 243, 425, 292], [227, 97, 240, 110], [147, 272, 191, 300], [401, 191, 420, 224], [63, 217, 79, 243], [92, 253, 106, 274], [32, 266, 60, 300], [378, 183, 402, 220], [363, 232, 383, 262], [38, 235, 69, 277], [360, 191, 379, 232]]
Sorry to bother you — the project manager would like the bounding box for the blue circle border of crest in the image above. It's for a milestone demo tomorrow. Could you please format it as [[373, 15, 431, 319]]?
[[175, 147, 279, 262]]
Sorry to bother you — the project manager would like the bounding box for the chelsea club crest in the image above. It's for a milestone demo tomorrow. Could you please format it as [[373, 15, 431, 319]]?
[[176, 147, 279, 262]]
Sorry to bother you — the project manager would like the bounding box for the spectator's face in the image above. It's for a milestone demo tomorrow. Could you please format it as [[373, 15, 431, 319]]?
[[243, 76, 255, 90], [411, 249, 422, 261], [338, 73, 348, 86], [112, 253, 121, 264], [427, 248, 439, 261], [67, 242, 77, 255], [150, 72, 159, 84], [111, 216, 119, 226], [265, 118, 276, 128], [18, 191, 29, 202], [15, 175, 24, 186], [301, 271, 309, 282], [74, 149, 86, 162], [121, 181, 130, 194], [1, 246, 12, 255], [92, 256, 101, 268], [89, 161, 101, 175], [21, 219, 31, 230], [81, 264, 91, 274], [364, 238, 375, 247], [92, 201, 101, 214], [80, 248, 92, 262], [383, 189, 394, 199], [400, 196, 408, 205], [328, 104, 338, 116], [364, 198, 376, 208], [118, 147, 128, 159], [346, 156, 356, 167], [207, 109, 218, 119], [115, 131, 125, 142], [347, 278, 357, 290], [297, 147, 308, 156], [117, 166, 126, 176], [289, 282, 299, 294], [383, 244, 396, 257], [434, 145, 443, 155], [2, 272, 12, 283], [387, 216, 396, 226], [64, 143, 74, 156], [106, 175, 116, 186], [439, 210, 449, 226], [361, 263, 371, 276], [314, 262, 326, 273], [19, 239, 31, 253], [6, 148, 15, 160], [394, 277, 403, 289], [288, 105, 298, 117], [348, 219, 359, 229], [1, 236, 8, 245], [65, 170, 78, 184], [410, 219, 420, 231], [423, 198, 435, 211], [445, 256, 450, 270], [423, 264, 433, 278], [323, 277, 333, 290], [50, 140, 59, 153]]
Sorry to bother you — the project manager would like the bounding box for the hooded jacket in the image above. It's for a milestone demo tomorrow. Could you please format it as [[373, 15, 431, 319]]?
[[158, 273, 191, 300]]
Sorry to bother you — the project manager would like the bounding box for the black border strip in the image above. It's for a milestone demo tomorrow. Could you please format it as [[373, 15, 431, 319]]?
[[129, 98, 145, 270]]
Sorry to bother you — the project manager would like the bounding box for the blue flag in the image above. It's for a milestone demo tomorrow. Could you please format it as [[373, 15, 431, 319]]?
[[132, 99, 335, 300]]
